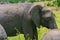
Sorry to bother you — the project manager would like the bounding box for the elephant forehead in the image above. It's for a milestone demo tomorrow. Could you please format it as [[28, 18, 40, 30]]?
[[42, 8, 52, 18], [42, 7, 51, 11], [42, 12, 52, 18]]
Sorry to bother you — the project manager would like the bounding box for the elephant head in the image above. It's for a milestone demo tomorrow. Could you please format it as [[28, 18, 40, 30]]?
[[29, 4, 57, 29], [40, 8, 57, 29]]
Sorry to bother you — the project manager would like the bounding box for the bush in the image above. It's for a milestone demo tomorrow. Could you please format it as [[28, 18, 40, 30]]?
[[56, 0, 60, 7], [47, 2, 54, 6], [28, 0, 36, 3], [8, 0, 19, 3], [0, 0, 19, 3]]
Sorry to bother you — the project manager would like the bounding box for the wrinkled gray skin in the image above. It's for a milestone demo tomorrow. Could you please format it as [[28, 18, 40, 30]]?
[[0, 3, 57, 40], [41, 29, 60, 40]]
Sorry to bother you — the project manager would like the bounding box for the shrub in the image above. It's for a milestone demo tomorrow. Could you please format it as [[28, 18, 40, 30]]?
[[56, 0, 60, 7]]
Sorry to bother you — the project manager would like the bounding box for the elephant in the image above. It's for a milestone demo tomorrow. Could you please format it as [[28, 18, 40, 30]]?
[[0, 3, 57, 40], [41, 29, 60, 40], [0, 24, 7, 40]]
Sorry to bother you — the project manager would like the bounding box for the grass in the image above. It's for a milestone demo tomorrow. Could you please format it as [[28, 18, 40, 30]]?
[[8, 34, 25, 40], [8, 27, 49, 40]]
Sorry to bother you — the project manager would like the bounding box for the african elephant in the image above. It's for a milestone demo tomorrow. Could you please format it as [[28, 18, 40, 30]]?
[[0, 3, 57, 40], [41, 29, 60, 40]]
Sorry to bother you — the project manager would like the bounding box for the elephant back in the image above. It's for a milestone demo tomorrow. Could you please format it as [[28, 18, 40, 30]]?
[[41, 29, 60, 40], [0, 3, 34, 36]]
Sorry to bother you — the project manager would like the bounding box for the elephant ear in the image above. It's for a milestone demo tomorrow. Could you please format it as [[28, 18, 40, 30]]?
[[29, 5, 42, 27]]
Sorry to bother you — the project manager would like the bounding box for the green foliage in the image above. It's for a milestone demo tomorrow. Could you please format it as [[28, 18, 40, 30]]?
[[45, 0, 57, 7], [20, 0, 25, 3], [47, 2, 54, 6], [28, 0, 36, 3], [8, 34, 25, 40], [8, 27, 49, 40], [56, 0, 60, 7], [0, 0, 36, 3], [8, 0, 19, 3], [0, 0, 19, 3]]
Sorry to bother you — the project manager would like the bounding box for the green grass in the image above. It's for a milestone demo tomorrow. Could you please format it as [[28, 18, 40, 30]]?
[[8, 27, 49, 40], [8, 34, 25, 40]]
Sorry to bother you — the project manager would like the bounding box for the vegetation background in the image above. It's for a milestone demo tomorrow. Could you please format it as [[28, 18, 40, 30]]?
[[0, 0, 60, 40]]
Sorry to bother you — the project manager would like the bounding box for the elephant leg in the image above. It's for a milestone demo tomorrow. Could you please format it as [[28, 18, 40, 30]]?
[[22, 21, 38, 40], [0, 24, 7, 40], [33, 25, 38, 40]]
